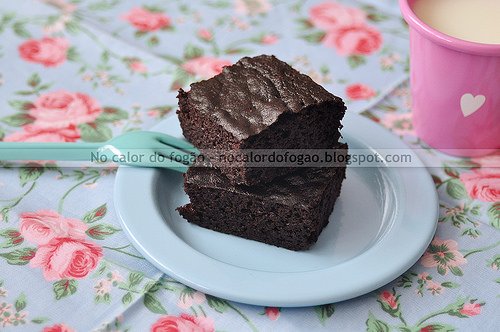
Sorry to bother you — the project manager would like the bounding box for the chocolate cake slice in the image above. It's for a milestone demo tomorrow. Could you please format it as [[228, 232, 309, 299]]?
[[177, 55, 346, 186], [177, 144, 347, 251]]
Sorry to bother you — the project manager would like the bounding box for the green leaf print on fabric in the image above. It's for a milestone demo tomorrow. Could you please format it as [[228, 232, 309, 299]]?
[[446, 179, 468, 200], [0, 229, 24, 248], [366, 312, 390, 332], [19, 164, 44, 187], [86, 224, 121, 240], [79, 122, 113, 142], [144, 293, 167, 314], [96, 107, 129, 123], [487, 203, 500, 229], [0, 113, 35, 127], [14, 293, 26, 312], [53, 279, 78, 300], [83, 204, 107, 223], [314, 303, 335, 324], [206, 295, 228, 313], [0, 247, 36, 265]]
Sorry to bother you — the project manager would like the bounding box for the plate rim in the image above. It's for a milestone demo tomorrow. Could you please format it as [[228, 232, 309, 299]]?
[[114, 112, 438, 307]]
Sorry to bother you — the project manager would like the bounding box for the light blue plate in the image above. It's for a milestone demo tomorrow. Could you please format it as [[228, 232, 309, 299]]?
[[114, 112, 438, 307]]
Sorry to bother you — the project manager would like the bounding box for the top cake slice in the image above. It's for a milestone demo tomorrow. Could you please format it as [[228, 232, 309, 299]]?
[[177, 54, 345, 185]]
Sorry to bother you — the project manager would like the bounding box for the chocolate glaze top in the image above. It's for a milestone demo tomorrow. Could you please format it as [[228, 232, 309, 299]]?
[[184, 55, 344, 141], [185, 162, 342, 207]]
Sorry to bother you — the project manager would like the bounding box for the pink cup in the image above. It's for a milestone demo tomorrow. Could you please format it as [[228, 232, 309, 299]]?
[[400, 0, 500, 157]]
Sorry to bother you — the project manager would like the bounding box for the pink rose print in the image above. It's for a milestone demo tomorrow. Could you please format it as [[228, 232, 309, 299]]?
[[377, 289, 401, 316], [235, 0, 271, 16], [380, 112, 415, 136], [323, 24, 382, 56], [0, 303, 13, 327], [345, 83, 376, 100], [265, 307, 280, 320], [309, 2, 366, 30], [109, 270, 124, 283], [420, 327, 434, 332], [94, 278, 112, 296], [43, 15, 71, 35], [43, 323, 75, 332], [3, 124, 80, 142], [177, 291, 206, 309], [459, 303, 482, 316], [489, 259, 499, 270], [380, 53, 402, 70], [472, 152, 500, 168], [20, 210, 87, 246], [0, 302, 12, 314], [197, 28, 213, 41], [44, 0, 76, 13], [426, 280, 443, 295], [151, 314, 215, 332], [182, 56, 232, 79], [261, 34, 278, 45], [378, 291, 398, 310], [28, 90, 102, 129], [417, 272, 429, 280], [459, 168, 500, 202], [420, 238, 467, 275], [231, 17, 250, 30], [122, 7, 171, 32], [18, 37, 69, 67], [30, 237, 103, 281], [307, 2, 382, 57], [129, 60, 148, 73]]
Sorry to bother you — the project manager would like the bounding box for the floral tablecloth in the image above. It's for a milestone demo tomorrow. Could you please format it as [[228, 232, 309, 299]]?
[[0, 0, 498, 331]]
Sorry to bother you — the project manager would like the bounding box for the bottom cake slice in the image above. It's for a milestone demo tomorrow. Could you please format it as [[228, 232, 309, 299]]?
[[177, 145, 347, 251]]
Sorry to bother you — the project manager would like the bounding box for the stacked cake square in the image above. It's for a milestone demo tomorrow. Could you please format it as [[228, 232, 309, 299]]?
[[176, 55, 347, 250]]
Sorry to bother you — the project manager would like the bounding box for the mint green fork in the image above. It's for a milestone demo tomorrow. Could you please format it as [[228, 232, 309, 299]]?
[[0, 131, 199, 172]]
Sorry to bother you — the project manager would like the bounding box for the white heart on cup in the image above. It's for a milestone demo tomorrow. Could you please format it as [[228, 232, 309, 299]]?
[[460, 93, 486, 117]]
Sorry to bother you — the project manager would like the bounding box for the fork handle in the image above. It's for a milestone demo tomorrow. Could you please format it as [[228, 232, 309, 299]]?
[[0, 142, 102, 161]]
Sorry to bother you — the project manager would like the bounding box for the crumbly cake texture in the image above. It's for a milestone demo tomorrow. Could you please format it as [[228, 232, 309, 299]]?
[[177, 54, 346, 185], [177, 144, 348, 251]]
